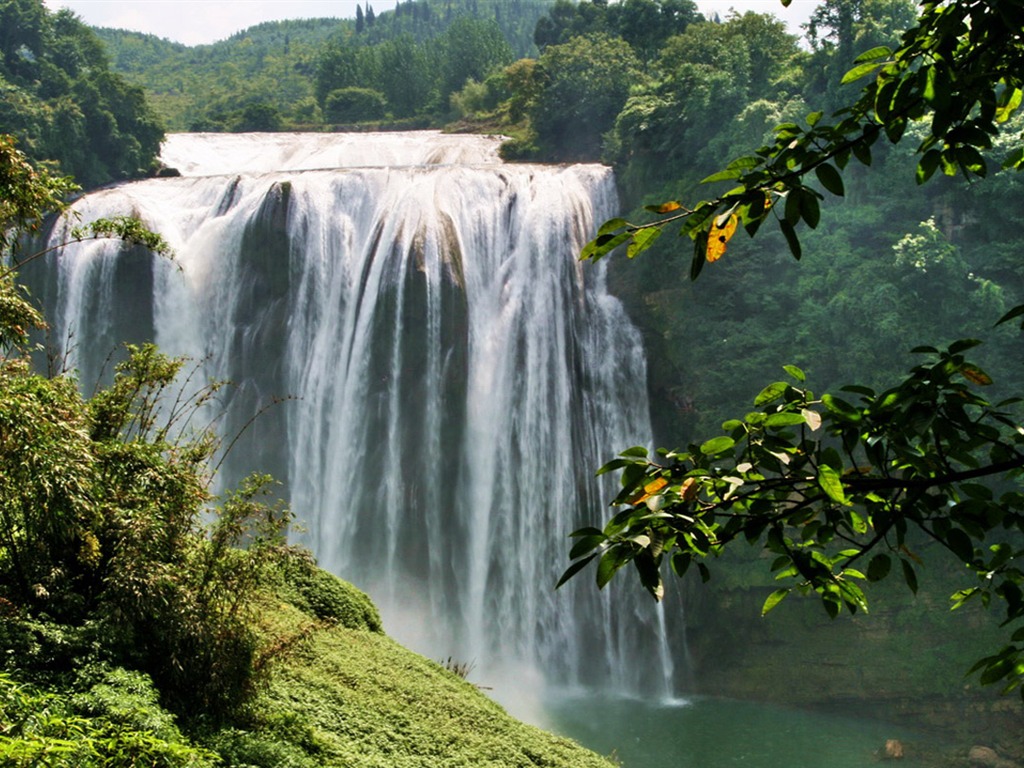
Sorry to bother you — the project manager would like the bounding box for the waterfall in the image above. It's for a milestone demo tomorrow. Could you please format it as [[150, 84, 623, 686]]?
[[27, 131, 685, 704]]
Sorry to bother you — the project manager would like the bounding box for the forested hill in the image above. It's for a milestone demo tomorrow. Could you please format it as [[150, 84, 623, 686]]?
[[94, 0, 551, 132], [0, 0, 163, 187]]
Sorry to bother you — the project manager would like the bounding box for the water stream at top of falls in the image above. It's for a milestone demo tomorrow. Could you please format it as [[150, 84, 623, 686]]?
[[26, 132, 687, 711]]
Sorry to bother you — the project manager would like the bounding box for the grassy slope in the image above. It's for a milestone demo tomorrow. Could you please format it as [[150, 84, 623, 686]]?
[[258, 603, 615, 767], [230, 569, 617, 768]]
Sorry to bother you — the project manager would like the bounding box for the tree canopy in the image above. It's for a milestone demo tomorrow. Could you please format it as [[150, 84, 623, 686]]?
[[562, 0, 1024, 698], [0, 0, 163, 187]]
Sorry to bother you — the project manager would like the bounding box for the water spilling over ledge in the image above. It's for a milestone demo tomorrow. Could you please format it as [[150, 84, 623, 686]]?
[[26, 131, 687, 707]]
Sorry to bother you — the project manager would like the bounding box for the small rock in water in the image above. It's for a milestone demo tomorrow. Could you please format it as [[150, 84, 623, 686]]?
[[882, 739, 904, 760], [969, 745, 1019, 768]]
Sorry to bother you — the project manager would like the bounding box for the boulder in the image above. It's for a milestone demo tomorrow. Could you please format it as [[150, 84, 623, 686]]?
[[969, 745, 1019, 768]]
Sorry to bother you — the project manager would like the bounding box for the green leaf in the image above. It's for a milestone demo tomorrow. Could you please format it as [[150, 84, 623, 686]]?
[[690, 231, 708, 281], [956, 145, 988, 177], [581, 230, 631, 261], [1003, 146, 1024, 170], [727, 155, 763, 171], [569, 534, 606, 560], [779, 219, 802, 260], [851, 140, 872, 166], [671, 551, 691, 577], [996, 304, 1024, 327], [916, 149, 942, 184], [841, 61, 883, 85], [817, 465, 846, 504], [945, 528, 975, 564], [556, 554, 597, 589], [762, 588, 789, 616], [997, 86, 1023, 123], [901, 558, 919, 594], [701, 168, 742, 184], [822, 394, 860, 421], [853, 45, 892, 63], [754, 381, 788, 406], [783, 364, 805, 382], [764, 412, 806, 428], [700, 436, 736, 456], [815, 163, 845, 196], [837, 578, 869, 613], [800, 191, 821, 229], [621, 445, 649, 458], [866, 553, 891, 582], [784, 189, 802, 225], [627, 226, 662, 258], [596, 548, 628, 589], [596, 458, 629, 475], [598, 217, 629, 235]]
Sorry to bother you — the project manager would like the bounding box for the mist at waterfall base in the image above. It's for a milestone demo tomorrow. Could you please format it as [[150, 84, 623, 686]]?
[[29, 132, 921, 765]]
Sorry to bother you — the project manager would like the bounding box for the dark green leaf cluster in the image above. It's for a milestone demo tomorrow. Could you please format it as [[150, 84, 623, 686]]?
[[562, 347, 1024, 693], [0, 669, 218, 767]]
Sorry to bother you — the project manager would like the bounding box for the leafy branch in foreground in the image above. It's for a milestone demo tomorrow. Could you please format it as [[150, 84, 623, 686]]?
[[560, 341, 1024, 694], [582, 0, 1024, 279]]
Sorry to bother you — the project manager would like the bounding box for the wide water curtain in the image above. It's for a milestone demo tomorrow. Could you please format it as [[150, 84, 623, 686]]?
[[29, 132, 683, 699]]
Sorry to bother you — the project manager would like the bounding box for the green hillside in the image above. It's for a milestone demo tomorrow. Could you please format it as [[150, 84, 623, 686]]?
[[93, 0, 551, 132]]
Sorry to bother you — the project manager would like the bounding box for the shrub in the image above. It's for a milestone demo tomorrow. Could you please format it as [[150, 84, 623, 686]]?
[[278, 551, 383, 632], [323, 87, 387, 123]]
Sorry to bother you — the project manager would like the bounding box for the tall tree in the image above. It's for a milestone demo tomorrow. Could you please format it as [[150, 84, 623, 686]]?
[[529, 33, 642, 161]]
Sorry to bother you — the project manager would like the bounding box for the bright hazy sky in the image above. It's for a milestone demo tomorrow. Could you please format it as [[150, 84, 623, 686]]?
[[43, 0, 818, 46]]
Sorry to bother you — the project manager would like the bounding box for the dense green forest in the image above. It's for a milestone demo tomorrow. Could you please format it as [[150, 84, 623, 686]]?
[[3, 0, 1024, 760], [0, 0, 163, 186]]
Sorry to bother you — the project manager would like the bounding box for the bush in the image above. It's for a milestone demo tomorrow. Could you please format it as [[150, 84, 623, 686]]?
[[278, 551, 383, 632], [0, 671, 218, 768], [323, 87, 387, 123]]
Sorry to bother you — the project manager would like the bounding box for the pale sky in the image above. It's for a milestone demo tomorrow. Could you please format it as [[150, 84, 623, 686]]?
[[43, 0, 818, 47]]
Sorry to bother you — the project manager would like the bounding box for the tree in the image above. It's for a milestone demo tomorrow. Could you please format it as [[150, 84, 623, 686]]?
[[608, 13, 802, 193], [437, 16, 513, 100], [324, 86, 387, 123], [565, 0, 1024, 696], [529, 33, 642, 161], [0, 0, 164, 187]]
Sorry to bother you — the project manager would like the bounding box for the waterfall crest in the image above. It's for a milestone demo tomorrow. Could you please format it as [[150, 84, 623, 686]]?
[[29, 132, 682, 701]]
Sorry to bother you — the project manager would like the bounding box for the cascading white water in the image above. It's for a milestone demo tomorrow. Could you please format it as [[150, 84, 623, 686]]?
[[28, 132, 685, 706]]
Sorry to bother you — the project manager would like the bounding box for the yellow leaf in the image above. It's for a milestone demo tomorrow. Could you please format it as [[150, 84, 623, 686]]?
[[628, 476, 668, 505], [680, 477, 699, 501], [655, 201, 681, 213], [960, 364, 992, 386], [645, 477, 669, 494], [706, 214, 738, 263]]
